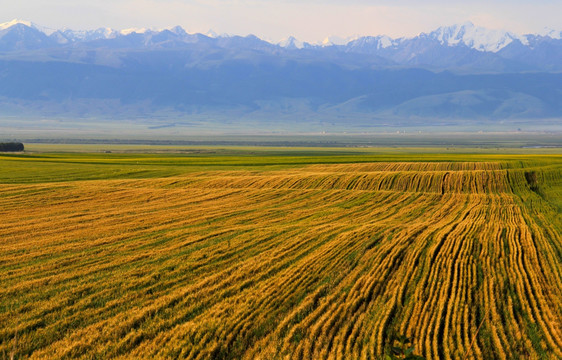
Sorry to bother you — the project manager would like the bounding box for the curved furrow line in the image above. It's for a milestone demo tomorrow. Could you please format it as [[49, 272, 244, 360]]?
[[276, 232, 394, 356], [187, 168, 509, 195], [514, 219, 562, 340], [409, 196, 477, 358], [30, 218, 340, 356], [428, 203, 488, 360], [441, 220, 480, 359], [209, 227, 363, 350], [128, 223, 360, 358], [284, 239, 403, 357], [478, 206, 509, 360], [305, 162, 502, 173], [513, 223, 562, 355]]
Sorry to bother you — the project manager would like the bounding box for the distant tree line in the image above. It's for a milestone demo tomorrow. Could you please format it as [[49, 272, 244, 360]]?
[[0, 142, 24, 152]]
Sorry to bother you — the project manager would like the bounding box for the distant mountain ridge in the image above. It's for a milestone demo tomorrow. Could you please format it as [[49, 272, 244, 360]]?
[[1, 20, 560, 53], [1, 19, 561, 72], [0, 19, 561, 131]]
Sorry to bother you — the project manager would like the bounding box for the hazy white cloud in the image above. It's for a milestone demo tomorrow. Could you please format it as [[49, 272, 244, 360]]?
[[1, 0, 561, 42]]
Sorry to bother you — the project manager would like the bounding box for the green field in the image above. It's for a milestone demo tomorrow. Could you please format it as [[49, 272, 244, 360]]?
[[0, 145, 561, 359]]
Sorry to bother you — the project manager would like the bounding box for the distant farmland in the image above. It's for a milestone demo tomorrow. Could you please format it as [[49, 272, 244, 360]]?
[[0, 148, 560, 359]]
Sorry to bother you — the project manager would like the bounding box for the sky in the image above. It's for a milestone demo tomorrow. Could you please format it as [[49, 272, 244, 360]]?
[[1, 0, 561, 42]]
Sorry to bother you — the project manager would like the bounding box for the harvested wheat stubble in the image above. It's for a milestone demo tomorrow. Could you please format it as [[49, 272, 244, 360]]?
[[0, 161, 560, 359]]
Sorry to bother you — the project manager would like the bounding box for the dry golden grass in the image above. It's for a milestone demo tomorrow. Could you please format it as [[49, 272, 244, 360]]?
[[0, 160, 560, 359]]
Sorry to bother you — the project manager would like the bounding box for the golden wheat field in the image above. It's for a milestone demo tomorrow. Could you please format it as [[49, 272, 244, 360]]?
[[0, 149, 561, 359]]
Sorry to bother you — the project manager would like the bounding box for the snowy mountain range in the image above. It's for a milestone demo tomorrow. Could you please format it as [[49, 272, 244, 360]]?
[[1, 19, 560, 73], [1, 19, 559, 54], [0, 19, 561, 129], [426, 22, 527, 52]]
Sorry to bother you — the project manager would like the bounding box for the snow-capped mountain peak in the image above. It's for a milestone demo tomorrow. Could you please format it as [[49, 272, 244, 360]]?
[[168, 26, 187, 36], [428, 22, 528, 52], [278, 36, 304, 49], [0, 19, 59, 35], [0, 19, 32, 30]]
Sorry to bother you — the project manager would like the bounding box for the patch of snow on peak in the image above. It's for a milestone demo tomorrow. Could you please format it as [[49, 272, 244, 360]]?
[[60, 27, 120, 41], [167, 26, 187, 36], [213, 32, 232, 38], [540, 27, 561, 39], [102, 28, 119, 38], [205, 30, 218, 38], [0, 19, 59, 35], [120, 28, 148, 36], [429, 22, 528, 52], [377, 35, 393, 49], [0, 19, 33, 30], [322, 36, 344, 46], [320, 35, 359, 47], [347, 35, 397, 52], [278, 36, 304, 49]]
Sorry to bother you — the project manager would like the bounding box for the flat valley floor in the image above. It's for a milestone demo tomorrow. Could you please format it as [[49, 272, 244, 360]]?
[[0, 147, 561, 359]]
